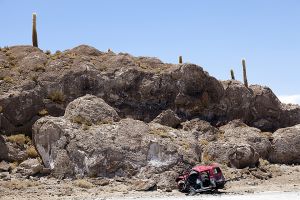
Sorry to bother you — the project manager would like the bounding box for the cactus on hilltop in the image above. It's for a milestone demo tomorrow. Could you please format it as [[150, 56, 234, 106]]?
[[32, 13, 38, 47]]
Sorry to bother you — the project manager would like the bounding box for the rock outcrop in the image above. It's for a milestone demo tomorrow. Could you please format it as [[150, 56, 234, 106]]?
[[0, 135, 30, 162], [1, 45, 300, 135], [268, 124, 300, 164], [33, 95, 200, 179], [0, 135, 8, 161]]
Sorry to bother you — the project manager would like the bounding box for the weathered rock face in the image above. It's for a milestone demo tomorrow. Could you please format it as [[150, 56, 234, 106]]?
[[33, 95, 200, 179], [1, 45, 300, 135], [181, 119, 220, 142], [249, 85, 282, 131], [268, 124, 300, 164], [0, 135, 8, 161], [219, 80, 253, 123], [202, 141, 233, 165], [0, 135, 30, 162]]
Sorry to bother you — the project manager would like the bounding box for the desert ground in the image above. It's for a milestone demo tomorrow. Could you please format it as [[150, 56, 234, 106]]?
[[1, 164, 300, 200]]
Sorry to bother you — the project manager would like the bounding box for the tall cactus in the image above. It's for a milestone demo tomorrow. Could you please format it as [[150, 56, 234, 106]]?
[[230, 69, 235, 80], [32, 13, 38, 47], [242, 59, 248, 87], [179, 56, 183, 64]]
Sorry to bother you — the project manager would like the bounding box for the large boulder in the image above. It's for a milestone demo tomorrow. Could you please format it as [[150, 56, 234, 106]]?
[[202, 142, 259, 169], [64, 94, 120, 125], [151, 109, 181, 128], [33, 96, 200, 179], [268, 124, 300, 164], [219, 120, 272, 159], [227, 144, 259, 168], [249, 85, 282, 131]]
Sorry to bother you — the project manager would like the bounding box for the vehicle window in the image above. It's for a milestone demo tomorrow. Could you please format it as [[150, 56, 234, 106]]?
[[214, 167, 221, 174]]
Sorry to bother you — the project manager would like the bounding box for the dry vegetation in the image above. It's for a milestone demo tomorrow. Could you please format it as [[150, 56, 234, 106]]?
[[48, 90, 65, 103], [38, 109, 48, 116], [202, 151, 214, 164], [73, 179, 94, 189], [6, 134, 30, 145], [26, 145, 39, 158], [2, 180, 39, 190], [72, 115, 92, 126], [2, 76, 14, 83], [199, 139, 209, 146], [149, 128, 172, 139]]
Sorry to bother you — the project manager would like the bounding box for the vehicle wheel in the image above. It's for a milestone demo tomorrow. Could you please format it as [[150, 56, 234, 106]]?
[[178, 180, 186, 192]]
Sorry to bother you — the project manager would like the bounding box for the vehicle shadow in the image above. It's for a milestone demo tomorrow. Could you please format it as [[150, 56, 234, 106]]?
[[186, 190, 229, 196]]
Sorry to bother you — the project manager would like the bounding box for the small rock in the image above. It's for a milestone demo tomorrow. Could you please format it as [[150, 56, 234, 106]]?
[[164, 187, 172, 192], [0, 172, 10, 179], [92, 178, 110, 186], [246, 181, 258, 186], [29, 176, 39, 181], [133, 179, 157, 191], [0, 161, 11, 172], [40, 167, 51, 175], [18, 158, 43, 176]]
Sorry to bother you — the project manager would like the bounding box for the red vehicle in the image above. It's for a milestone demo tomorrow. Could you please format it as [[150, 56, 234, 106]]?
[[176, 164, 226, 194]]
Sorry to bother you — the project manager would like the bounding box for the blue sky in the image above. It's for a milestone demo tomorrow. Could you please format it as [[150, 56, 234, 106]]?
[[1, 0, 300, 103]]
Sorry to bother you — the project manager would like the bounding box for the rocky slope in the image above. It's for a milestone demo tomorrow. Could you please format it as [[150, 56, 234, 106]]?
[[1, 45, 300, 191], [1, 45, 300, 136]]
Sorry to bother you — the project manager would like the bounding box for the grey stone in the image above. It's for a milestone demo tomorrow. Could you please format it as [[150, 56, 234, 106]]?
[[18, 158, 43, 176], [268, 124, 300, 164]]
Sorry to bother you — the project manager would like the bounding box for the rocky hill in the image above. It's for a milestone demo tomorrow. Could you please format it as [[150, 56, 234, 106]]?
[[1, 45, 300, 136], [1, 45, 300, 191]]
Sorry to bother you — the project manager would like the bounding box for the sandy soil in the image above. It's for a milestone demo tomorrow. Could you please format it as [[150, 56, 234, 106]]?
[[0, 164, 300, 200]]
